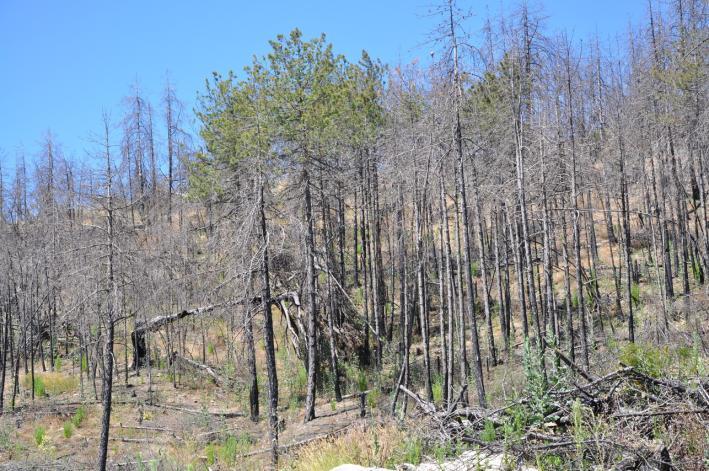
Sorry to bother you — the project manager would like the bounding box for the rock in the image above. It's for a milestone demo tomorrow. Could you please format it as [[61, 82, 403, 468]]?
[[331, 450, 539, 471], [330, 466, 392, 471]]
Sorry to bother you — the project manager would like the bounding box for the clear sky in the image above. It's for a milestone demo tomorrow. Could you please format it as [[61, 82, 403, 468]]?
[[0, 0, 648, 170]]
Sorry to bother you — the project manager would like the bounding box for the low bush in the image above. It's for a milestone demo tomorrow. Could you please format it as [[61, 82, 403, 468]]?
[[63, 422, 73, 439], [34, 426, 45, 446], [432, 375, 444, 404], [630, 283, 641, 307], [619, 343, 668, 378], [480, 419, 496, 443], [33, 376, 46, 397], [71, 405, 87, 428], [205, 444, 216, 466], [366, 388, 381, 410], [219, 433, 253, 465], [204, 433, 253, 467]]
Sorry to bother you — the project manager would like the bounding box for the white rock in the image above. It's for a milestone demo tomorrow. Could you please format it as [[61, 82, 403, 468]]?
[[330, 465, 392, 471], [330, 451, 538, 471]]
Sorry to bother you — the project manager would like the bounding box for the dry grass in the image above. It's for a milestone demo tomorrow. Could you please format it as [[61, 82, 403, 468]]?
[[282, 421, 422, 471], [21, 371, 78, 397]]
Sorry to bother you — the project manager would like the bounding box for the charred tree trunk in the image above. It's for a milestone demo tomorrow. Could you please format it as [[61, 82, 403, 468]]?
[[303, 168, 318, 423], [259, 179, 279, 468]]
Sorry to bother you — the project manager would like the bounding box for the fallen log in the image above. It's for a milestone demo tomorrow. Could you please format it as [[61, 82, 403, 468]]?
[[113, 424, 178, 434], [553, 348, 598, 383], [131, 292, 301, 368], [170, 353, 232, 388], [131, 305, 218, 367], [398, 385, 436, 415], [145, 402, 244, 418], [134, 305, 217, 337], [108, 437, 163, 444], [232, 421, 357, 459]]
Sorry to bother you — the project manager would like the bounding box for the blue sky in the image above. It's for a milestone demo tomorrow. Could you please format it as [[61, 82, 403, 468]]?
[[0, 0, 647, 171]]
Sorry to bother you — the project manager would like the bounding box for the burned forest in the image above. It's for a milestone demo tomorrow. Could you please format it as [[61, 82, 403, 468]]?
[[0, 1, 707, 470]]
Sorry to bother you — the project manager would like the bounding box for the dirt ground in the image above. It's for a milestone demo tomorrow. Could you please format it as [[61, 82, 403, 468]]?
[[0, 365, 369, 470]]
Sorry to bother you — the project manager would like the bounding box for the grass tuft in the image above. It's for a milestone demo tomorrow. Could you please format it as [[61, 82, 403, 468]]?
[[284, 422, 423, 471], [63, 422, 73, 439], [34, 426, 45, 446], [22, 372, 77, 396], [71, 405, 87, 428]]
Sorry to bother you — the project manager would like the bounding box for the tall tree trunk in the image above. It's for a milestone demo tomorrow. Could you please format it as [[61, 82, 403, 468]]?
[[449, 0, 485, 407], [438, 172, 456, 403], [565, 48, 590, 369], [98, 117, 116, 471], [493, 208, 509, 353], [303, 168, 318, 423], [559, 198, 575, 362], [259, 180, 279, 468], [414, 180, 433, 401], [245, 302, 259, 421], [321, 178, 342, 402], [617, 116, 635, 343], [471, 166, 497, 367]]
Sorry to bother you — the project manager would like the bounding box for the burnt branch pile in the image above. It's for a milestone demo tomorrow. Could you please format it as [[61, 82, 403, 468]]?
[[402, 363, 708, 470]]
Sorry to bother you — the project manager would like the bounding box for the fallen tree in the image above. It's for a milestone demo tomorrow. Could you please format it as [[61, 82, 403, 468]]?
[[131, 304, 218, 368], [131, 292, 301, 368], [170, 352, 232, 388]]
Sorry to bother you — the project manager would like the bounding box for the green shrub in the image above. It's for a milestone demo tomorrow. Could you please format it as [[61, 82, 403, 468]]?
[[135, 452, 145, 471], [672, 336, 705, 377], [63, 422, 73, 439], [356, 369, 368, 392], [220, 436, 238, 465], [471, 261, 481, 278], [72, 405, 87, 428], [630, 283, 640, 307], [481, 419, 496, 442], [219, 433, 253, 465], [367, 388, 381, 410], [571, 398, 589, 467], [510, 405, 528, 435], [523, 339, 550, 422], [33, 377, 46, 397], [690, 334, 706, 376], [536, 453, 565, 470], [34, 426, 45, 446], [432, 376, 443, 404], [81, 354, 88, 372], [205, 444, 216, 466], [287, 362, 308, 407], [223, 361, 236, 378], [54, 357, 62, 371], [588, 269, 598, 296], [691, 259, 703, 282], [0, 426, 12, 452], [431, 440, 453, 463], [619, 343, 667, 378], [393, 436, 422, 466]]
